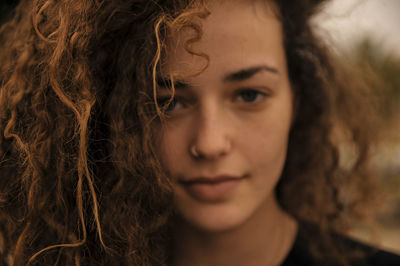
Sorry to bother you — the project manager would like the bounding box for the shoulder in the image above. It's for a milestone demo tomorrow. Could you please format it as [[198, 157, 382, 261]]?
[[282, 223, 400, 266], [331, 231, 400, 266], [365, 249, 400, 266], [352, 241, 400, 266]]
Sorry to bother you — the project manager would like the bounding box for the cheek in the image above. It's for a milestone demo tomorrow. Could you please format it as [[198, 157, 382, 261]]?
[[158, 134, 175, 171], [245, 126, 289, 168], [157, 125, 187, 174], [240, 107, 292, 177], [242, 128, 290, 200]]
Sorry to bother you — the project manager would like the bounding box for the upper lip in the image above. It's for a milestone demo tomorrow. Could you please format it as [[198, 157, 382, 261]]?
[[179, 174, 244, 185]]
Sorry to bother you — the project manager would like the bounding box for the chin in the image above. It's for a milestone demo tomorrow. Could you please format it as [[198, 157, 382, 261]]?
[[176, 202, 255, 234]]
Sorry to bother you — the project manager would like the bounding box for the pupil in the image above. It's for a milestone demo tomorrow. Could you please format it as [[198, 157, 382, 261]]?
[[157, 97, 176, 112], [166, 99, 177, 111], [241, 91, 257, 101]]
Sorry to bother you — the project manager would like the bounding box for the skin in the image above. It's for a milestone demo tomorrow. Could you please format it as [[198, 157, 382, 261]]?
[[158, 0, 298, 265]]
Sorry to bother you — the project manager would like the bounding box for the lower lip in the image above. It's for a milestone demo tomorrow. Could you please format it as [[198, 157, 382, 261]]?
[[182, 179, 242, 202]]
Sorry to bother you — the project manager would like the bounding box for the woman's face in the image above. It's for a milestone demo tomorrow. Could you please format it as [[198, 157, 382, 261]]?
[[157, 0, 293, 232]]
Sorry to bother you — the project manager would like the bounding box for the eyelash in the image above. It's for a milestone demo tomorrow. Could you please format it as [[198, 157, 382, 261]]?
[[234, 88, 267, 103], [157, 96, 185, 113], [157, 88, 268, 113]]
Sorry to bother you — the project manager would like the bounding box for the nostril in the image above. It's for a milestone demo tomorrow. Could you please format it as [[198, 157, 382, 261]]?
[[190, 111, 232, 159], [190, 145, 201, 158], [189, 135, 232, 160]]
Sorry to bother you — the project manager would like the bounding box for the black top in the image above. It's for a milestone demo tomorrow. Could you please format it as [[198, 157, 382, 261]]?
[[281, 224, 400, 266]]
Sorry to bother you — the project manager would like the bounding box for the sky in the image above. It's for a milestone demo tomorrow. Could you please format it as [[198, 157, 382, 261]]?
[[314, 0, 400, 55]]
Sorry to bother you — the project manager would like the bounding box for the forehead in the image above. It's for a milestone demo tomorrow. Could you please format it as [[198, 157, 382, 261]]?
[[164, 0, 285, 77], [204, 0, 279, 29]]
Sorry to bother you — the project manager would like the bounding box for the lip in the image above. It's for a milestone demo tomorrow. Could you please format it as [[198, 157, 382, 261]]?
[[179, 175, 245, 202]]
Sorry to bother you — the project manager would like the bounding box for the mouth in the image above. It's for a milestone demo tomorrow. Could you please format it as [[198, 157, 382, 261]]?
[[179, 175, 246, 202]]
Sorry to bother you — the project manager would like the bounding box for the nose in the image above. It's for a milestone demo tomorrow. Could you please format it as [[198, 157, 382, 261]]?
[[190, 106, 232, 160]]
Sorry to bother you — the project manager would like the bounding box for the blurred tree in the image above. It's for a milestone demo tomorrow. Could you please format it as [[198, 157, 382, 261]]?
[[350, 39, 400, 227], [351, 39, 400, 122]]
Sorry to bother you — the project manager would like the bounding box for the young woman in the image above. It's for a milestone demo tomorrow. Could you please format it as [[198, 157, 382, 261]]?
[[0, 0, 398, 265]]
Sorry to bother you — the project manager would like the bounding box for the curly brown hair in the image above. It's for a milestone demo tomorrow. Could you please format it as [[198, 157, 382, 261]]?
[[0, 0, 379, 265]]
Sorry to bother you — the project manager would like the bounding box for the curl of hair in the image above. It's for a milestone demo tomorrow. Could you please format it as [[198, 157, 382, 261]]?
[[0, 0, 379, 265], [276, 1, 380, 264]]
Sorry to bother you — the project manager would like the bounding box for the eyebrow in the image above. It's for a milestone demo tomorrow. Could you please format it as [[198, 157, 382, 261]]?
[[157, 77, 188, 90], [157, 65, 279, 89], [223, 65, 279, 82]]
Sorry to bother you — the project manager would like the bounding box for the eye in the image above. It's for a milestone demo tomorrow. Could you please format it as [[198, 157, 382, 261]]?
[[235, 89, 266, 103], [157, 96, 184, 113]]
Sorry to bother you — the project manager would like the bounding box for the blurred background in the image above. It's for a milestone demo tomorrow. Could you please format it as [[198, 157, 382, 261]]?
[[315, 0, 400, 254], [1, 0, 399, 254]]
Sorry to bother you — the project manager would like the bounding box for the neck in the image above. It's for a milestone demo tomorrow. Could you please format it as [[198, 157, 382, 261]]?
[[171, 195, 298, 266]]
